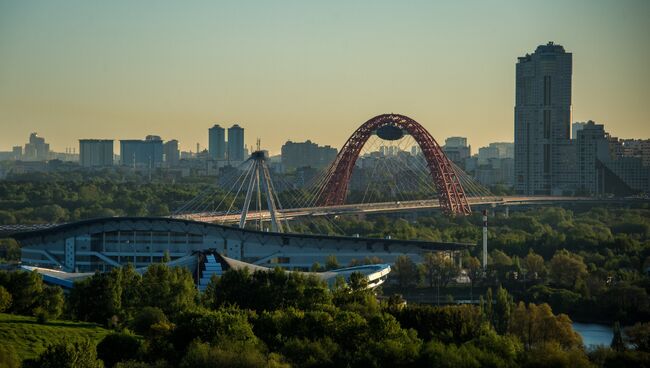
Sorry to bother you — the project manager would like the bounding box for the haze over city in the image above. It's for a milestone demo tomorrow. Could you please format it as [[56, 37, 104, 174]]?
[[4, 1, 650, 367], [1, 0, 649, 153]]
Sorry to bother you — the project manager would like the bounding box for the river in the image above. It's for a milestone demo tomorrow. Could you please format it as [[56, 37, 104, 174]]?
[[573, 322, 613, 349]]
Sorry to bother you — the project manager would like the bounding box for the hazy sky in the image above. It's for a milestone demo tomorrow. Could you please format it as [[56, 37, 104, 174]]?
[[1, 0, 649, 154]]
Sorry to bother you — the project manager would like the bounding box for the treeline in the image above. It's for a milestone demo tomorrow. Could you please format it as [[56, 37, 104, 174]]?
[[374, 206, 650, 325], [291, 206, 650, 324], [2, 265, 650, 367], [0, 179, 203, 224]]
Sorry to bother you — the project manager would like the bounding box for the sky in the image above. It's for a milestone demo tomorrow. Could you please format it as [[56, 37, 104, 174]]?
[[0, 0, 649, 155]]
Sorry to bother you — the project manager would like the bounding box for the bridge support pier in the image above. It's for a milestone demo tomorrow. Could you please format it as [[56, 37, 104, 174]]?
[[482, 209, 488, 270]]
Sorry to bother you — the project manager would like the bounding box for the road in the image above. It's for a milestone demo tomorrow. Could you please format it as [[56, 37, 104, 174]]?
[[176, 195, 641, 224]]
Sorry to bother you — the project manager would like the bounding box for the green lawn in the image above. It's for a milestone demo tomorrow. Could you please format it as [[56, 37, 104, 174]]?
[[0, 313, 110, 360]]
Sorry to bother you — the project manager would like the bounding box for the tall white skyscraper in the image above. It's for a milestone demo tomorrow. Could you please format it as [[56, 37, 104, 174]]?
[[514, 42, 573, 195]]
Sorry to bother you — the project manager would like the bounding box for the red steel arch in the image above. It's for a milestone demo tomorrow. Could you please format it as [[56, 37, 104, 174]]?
[[319, 114, 471, 216]]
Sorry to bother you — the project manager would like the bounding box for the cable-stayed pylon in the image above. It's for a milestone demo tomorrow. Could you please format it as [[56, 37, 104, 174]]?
[[239, 150, 287, 233]]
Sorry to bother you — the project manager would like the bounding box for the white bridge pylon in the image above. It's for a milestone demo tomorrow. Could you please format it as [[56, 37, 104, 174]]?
[[239, 151, 287, 233]]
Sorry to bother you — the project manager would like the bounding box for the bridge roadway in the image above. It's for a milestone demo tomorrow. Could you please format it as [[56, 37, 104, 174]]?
[[177, 195, 640, 224], [0, 196, 646, 236]]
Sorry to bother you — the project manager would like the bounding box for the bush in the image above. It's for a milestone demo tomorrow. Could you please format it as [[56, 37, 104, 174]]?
[[131, 307, 168, 335], [180, 340, 268, 368], [24, 339, 103, 368], [97, 332, 142, 367], [0, 286, 11, 312]]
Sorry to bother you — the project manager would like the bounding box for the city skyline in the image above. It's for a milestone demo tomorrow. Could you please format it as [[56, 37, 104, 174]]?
[[1, 1, 649, 154]]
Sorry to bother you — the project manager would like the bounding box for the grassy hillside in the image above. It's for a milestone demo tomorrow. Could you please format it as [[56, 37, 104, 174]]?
[[0, 313, 110, 360]]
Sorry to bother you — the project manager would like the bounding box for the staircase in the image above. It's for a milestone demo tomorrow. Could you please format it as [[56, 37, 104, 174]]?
[[198, 254, 223, 292]]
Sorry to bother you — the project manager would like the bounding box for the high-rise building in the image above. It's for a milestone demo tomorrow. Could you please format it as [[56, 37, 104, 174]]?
[[444, 137, 468, 148], [572, 122, 587, 140], [572, 121, 650, 195], [514, 42, 573, 195], [575, 122, 610, 194], [489, 142, 515, 159], [620, 139, 650, 167], [24, 133, 50, 161], [12, 146, 22, 160], [208, 124, 226, 160], [79, 139, 114, 167], [120, 136, 163, 168], [163, 139, 180, 166], [442, 137, 471, 165], [281, 140, 337, 171], [227, 124, 245, 162]]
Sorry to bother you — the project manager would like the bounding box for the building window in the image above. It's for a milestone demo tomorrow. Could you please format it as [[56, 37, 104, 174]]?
[[543, 76, 551, 106], [543, 110, 551, 139], [543, 144, 550, 173]]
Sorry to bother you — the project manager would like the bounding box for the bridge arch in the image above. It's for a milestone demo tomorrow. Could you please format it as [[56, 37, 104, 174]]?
[[319, 114, 471, 216]]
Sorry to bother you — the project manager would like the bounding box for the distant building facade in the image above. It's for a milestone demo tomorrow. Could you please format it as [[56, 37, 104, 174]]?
[[572, 122, 587, 140], [79, 139, 114, 167], [478, 142, 514, 165], [120, 136, 164, 168], [208, 124, 226, 160], [163, 139, 180, 166], [514, 42, 573, 195], [580, 122, 650, 195], [442, 137, 471, 165], [227, 124, 245, 162], [620, 139, 650, 167], [24, 133, 50, 161], [281, 140, 337, 171]]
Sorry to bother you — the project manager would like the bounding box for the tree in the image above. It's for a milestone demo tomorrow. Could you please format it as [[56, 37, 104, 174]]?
[[35, 204, 68, 223], [35, 285, 65, 321], [0, 270, 44, 315], [131, 306, 169, 336], [325, 255, 340, 270], [162, 250, 171, 263], [390, 304, 483, 344], [392, 255, 418, 288], [69, 271, 123, 323], [310, 262, 322, 272], [624, 322, 650, 352], [140, 263, 197, 316], [0, 239, 20, 261], [524, 250, 546, 280], [422, 252, 459, 288], [180, 340, 269, 368], [509, 302, 582, 350], [491, 249, 513, 267], [97, 332, 141, 368], [0, 286, 11, 312], [611, 321, 625, 352], [522, 342, 592, 368], [26, 339, 103, 368], [348, 272, 368, 291], [171, 308, 258, 353], [0, 210, 17, 225], [548, 250, 588, 289], [493, 286, 513, 334], [465, 257, 482, 303]]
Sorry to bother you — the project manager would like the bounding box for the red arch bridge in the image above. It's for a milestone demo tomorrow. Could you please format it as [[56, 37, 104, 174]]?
[[168, 113, 643, 232]]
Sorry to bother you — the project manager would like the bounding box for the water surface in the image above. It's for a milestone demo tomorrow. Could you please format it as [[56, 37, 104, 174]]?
[[573, 322, 613, 349]]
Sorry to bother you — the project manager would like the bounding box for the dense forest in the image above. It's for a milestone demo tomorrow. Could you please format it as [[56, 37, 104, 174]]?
[[1, 174, 650, 366], [1, 264, 649, 367]]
